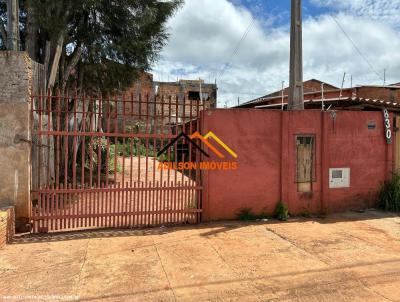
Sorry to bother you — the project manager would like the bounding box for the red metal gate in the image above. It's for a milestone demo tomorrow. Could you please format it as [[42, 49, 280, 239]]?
[[30, 91, 204, 233]]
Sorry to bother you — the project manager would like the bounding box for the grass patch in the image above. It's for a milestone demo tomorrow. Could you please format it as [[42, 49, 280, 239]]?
[[300, 211, 311, 218], [379, 172, 400, 212], [275, 201, 289, 221], [236, 207, 270, 221]]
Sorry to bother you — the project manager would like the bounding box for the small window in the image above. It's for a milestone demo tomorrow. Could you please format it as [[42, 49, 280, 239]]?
[[296, 135, 315, 192], [188, 91, 200, 100]]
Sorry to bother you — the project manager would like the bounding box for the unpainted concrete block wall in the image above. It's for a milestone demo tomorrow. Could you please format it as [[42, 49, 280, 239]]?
[[0, 207, 15, 248], [0, 51, 32, 227]]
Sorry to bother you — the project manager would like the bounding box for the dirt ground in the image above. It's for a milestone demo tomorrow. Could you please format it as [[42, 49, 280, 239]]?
[[113, 156, 195, 185], [1, 210, 400, 302]]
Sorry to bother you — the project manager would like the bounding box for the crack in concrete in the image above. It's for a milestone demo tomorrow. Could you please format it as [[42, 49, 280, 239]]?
[[265, 226, 332, 266], [75, 238, 90, 298], [153, 239, 177, 302], [360, 279, 395, 302]]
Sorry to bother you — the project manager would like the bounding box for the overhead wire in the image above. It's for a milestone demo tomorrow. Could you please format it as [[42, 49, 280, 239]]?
[[215, 17, 257, 81], [330, 15, 383, 81]]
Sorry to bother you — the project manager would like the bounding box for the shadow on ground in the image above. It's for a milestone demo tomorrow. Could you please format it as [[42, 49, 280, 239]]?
[[12, 209, 399, 245]]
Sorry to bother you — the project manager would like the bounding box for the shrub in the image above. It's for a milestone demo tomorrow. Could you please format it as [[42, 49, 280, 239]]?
[[275, 201, 289, 221], [257, 208, 270, 219], [300, 211, 311, 218], [108, 144, 122, 173], [379, 172, 400, 212], [236, 207, 270, 221], [236, 208, 256, 221]]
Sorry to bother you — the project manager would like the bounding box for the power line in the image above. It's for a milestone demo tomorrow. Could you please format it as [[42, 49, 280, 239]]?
[[215, 17, 256, 81], [330, 15, 383, 81]]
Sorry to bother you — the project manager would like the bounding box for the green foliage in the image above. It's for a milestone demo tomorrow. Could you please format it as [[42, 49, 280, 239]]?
[[2, 0, 184, 92], [300, 211, 311, 218], [236, 208, 256, 221], [0, 2, 6, 50], [236, 207, 270, 221], [157, 152, 170, 163], [92, 138, 121, 173], [108, 144, 122, 174], [379, 172, 400, 212], [275, 201, 289, 221], [90, 132, 177, 175]]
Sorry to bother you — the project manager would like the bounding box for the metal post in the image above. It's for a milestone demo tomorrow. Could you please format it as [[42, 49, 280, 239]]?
[[281, 81, 285, 110], [288, 0, 304, 110]]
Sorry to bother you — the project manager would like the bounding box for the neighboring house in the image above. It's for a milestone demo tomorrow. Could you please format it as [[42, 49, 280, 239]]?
[[236, 79, 400, 111], [154, 79, 217, 127], [238, 79, 338, 108], [114, 74, 217, 132]]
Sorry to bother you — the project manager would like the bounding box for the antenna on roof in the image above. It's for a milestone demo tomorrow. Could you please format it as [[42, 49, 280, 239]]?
[[340, 72, 346, 98], [383, 69, 386, 87]]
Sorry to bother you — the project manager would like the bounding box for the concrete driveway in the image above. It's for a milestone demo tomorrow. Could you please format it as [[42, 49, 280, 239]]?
[[0, 210, 400, 302]]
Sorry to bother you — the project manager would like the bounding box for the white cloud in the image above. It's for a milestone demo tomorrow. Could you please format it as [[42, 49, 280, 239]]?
[[152, 0, 400, 107], [311, 0, 400, 27]]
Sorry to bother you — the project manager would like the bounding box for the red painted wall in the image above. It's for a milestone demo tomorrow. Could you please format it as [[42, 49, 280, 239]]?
[[201, 109, 393, 221]]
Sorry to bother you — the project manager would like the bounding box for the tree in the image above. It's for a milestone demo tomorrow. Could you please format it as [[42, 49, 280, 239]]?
[[1, 0, 183, 92], [0, 2, 8, 49], [1, 0, 183, 187], [6, 0, 19, 50]]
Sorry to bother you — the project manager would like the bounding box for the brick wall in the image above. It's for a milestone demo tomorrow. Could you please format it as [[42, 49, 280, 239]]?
[[356, 86, 400, 103], [155, 80, 217, 127], [265, 79, 338, 98], [115, 75, 217, 133], [0, 207, 15, 249], [111, 72, 155, 132]]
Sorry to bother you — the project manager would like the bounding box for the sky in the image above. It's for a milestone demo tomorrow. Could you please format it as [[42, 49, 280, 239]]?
[[152, 0, 400, 107]]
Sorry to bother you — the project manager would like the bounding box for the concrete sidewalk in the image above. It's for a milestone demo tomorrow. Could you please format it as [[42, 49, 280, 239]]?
[[0, 210, 400, 301]]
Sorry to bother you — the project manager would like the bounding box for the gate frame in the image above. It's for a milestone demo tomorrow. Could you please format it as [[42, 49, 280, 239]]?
[[30, 90, 205, 233]]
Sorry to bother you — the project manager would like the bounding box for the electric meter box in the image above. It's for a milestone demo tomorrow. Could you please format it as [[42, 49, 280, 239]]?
[[329, 168, 350, 188]]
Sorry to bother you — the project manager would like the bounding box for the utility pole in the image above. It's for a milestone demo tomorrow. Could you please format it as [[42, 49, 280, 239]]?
[[7, 0, 19, 51], [288, 0, 304, 110]]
